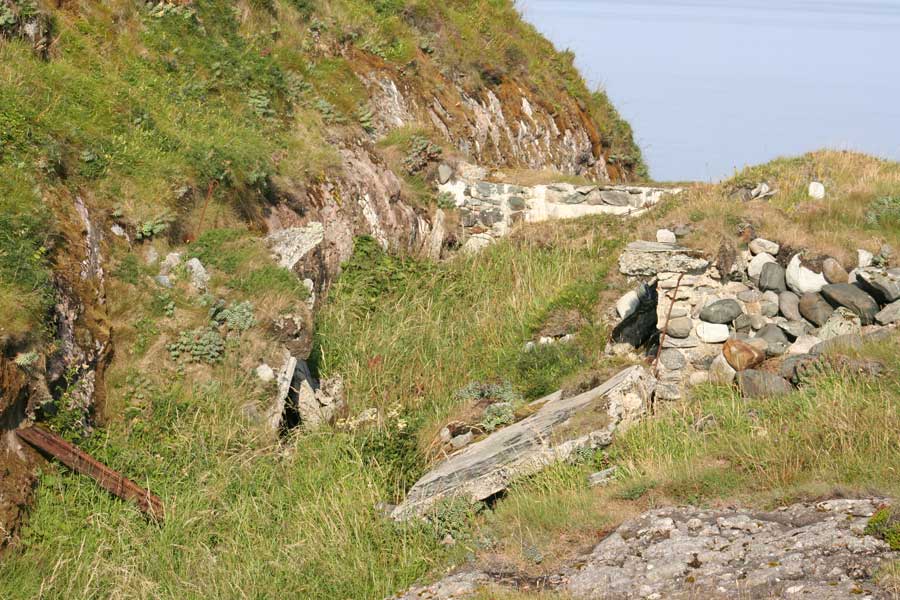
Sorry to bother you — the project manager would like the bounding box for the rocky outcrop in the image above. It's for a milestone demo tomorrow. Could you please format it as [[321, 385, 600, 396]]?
[[394, 498, 898, 600], [566, 498, 895, 600], [391, 366, 655, 520]]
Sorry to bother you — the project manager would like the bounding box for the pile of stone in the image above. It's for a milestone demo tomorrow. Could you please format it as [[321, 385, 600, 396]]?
[[615, 230, 899, 400], [436, 173, 680, 254]]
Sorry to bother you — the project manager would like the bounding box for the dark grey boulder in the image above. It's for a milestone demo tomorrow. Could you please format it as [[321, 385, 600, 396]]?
[[699, 299, 743, 324], [758, 262, 787, 293], [756, 324, 789, 356], [820, 284, 879, 325], [779, 291, 802, 321], [738, 370, 794, 399], [798, 293, 834, 327]]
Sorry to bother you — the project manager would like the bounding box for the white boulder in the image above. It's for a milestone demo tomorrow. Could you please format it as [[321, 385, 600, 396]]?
[[808, 181, 826, 200], [786, 254, 828, 295]]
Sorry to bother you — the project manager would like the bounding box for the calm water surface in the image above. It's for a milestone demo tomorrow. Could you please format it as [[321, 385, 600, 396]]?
[[520, 0, 900, 181]]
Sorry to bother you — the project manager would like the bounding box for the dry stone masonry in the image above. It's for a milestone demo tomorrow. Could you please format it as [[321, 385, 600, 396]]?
[[612, 233, 898, 402], [437, 170, 680, 253]]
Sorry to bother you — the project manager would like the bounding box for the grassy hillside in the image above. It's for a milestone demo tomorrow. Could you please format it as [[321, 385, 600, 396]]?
[[0, 0, 644, 344], [1, 151, 898, 598]]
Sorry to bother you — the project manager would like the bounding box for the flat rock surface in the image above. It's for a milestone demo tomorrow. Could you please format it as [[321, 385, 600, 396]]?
[[391, 366, 654, 519], [395, 499, 897, 600]]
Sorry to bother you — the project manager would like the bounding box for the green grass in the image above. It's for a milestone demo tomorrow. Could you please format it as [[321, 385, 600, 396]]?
[[0, 216, 626, 599], [314, 220, 624, 431]]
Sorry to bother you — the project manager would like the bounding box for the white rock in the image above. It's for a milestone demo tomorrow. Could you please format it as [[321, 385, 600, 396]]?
[[267, 222, 325, 270], [159, 252, 182, 275], [144, 246, 159, 265], [616, 290, 640, 319], [808, 181, 826, 200], [255, 364, 275, 383], [696, 322, 730, 343], [786, 254, 828, 294], [749, 238, 780, 256], [748, 252, 777, 281], [110, 224, 127, 237], [462, 233, 495, 255], [656, 229, 677, 244], [538, 336, 554, 345], [185, 257, 209, 290], [818, 307, 861, 341], [708, 354, 736, 385], [858, 249, 874, 269], [788, 335, 822, 355]]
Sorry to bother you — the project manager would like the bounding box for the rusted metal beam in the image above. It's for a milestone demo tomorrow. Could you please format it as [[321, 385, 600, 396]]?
[[16, 425, 164, 520]]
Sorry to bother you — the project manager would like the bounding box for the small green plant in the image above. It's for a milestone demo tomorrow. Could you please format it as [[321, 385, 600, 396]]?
[[403, 135, 441, 174], [356, 105, 375, 133], [865, 196, 900, 229], [167, 326, 225, 364], [314, 98, 346, 124], [14, 350, 39, 367], [133, 317, 159, 356], [479, 402, 515, 433], [426, 496, 481, 541], [456, 380, 522, 405], [436, 191, 456, 210], [865, 506, 900, 550], [247, 89, 274, 118], [113, 253, 142, 284], [135, 215, 171, 241], [210, 300, 256, 332]]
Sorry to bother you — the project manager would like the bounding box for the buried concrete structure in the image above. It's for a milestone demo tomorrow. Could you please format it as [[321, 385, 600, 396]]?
[[391, 365, 655, 520]]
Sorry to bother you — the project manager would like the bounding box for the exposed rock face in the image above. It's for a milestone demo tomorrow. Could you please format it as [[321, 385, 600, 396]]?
[[394, 499, 897, 600], [391, 366, 655, 520], [0, 357, 40, 550], [565, 499, 894, 600]]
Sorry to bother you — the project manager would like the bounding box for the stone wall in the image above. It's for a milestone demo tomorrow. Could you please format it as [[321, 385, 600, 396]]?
[[614, 232, 899, 402], [437, 171, 679, 254]]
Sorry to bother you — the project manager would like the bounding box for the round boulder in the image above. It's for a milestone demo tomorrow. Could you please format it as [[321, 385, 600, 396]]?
[[779, 291, 802, 321], [822, 258, 849, 285], [798, 293, 834, 327], [699, 299, 744, 324], [723, 338, 766, 371], [758, 262, 786, 293]]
